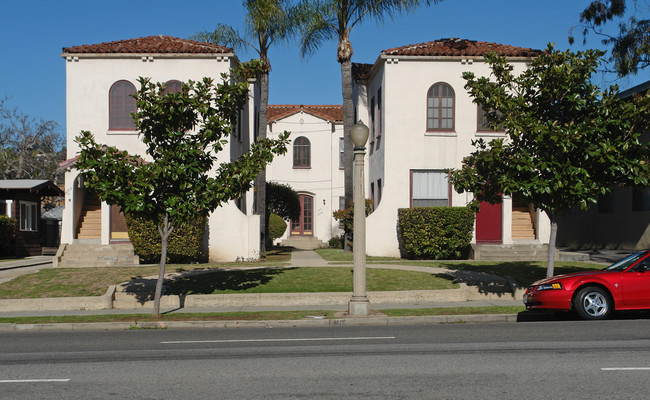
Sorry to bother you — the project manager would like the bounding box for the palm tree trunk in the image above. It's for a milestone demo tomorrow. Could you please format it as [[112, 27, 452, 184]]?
[[341, 58, 354, 252], [256, 71, 270, 257]]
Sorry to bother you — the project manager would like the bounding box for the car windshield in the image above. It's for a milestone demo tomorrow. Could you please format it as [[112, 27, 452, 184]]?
[[605, 252, 647, 272]]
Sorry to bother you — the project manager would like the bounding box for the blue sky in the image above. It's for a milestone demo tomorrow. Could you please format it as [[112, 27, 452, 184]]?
[[2, 0, 647, 133]]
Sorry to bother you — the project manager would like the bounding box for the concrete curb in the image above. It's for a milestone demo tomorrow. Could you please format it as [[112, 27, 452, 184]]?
[[0, 313, 519, 332]]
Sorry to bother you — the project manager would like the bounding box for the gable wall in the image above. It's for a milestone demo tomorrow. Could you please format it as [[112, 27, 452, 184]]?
[[267, 112, 345, 242]]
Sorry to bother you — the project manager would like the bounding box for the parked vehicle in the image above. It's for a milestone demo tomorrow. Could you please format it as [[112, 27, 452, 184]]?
[[524, 251, 650, 320]]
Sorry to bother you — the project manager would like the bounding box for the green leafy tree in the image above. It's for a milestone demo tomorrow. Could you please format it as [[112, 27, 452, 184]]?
[[298, 0, 439, 250], [75, 64, 290, 316], [570, 0, 650, 76], [449, 45, 650, 277], [193, 0, 301, 257]]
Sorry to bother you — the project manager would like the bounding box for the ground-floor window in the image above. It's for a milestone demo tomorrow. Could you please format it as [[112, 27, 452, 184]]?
[[410, 170, 449, 207], [19, 201, 38, 231]]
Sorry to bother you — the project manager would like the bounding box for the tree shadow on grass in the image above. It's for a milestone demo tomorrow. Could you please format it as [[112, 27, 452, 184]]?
[[438, 262, 602, 288], [120, 267, 291, 305]]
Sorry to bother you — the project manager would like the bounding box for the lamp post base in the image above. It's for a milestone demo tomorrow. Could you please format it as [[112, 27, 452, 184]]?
[[348, 297, 370, 316]]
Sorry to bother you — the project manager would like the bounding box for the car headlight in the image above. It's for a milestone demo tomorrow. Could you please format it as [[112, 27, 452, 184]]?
[[536, 283, 563, 291]]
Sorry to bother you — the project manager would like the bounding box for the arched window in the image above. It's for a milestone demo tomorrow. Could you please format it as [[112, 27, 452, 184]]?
[[163, 80, 182, 95], [427, 83, 454, 131], [293, 136, 311, 168], [109, 80, 136, 130]]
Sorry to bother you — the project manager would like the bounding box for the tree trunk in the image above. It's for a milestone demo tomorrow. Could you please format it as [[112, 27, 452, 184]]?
[[256, 71, 270, 258], [546, 214, 558, 278], [153, 214, 173, 317], [340, 58, 354, 252]]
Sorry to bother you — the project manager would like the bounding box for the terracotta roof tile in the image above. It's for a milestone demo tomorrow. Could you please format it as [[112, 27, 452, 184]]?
[[62, 35, 232, 55], [352, 63, 373, 81], [382, 38, 542, 58], [268, 105, 343, 123]]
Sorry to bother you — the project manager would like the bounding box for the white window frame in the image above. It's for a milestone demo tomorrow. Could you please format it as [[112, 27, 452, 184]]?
[[410, 170, 449, 207], [19, 201, 38, 231]]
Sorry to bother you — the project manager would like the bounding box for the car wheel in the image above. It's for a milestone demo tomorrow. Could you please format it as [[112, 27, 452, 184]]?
[[573, 287, 612, 320]]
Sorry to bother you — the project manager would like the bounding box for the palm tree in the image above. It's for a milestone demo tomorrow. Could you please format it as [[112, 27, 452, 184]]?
[[193, 0, 300, 257], [298, 0, 438, 250]]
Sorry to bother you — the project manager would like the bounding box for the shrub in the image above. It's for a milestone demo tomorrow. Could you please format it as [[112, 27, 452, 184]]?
[[333, 199, 374, 248], [268, 213, 287, 241], [125, 214, 206, 264], [0, 216, 16, 257], [398, 207, 475, 260], [328, 235, 343, 249]]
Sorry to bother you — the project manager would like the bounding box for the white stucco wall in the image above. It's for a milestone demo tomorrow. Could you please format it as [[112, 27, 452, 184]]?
[[361, 56, 550, 257]]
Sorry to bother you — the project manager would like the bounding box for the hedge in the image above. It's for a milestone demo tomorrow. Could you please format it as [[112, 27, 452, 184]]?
[[125, 214, 206, 264], [0, 216, 16, 257], [398, 207, 475, 260]]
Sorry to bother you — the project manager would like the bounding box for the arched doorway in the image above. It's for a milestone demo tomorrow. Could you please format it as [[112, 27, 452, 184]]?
[[291, 194, 313, 236]]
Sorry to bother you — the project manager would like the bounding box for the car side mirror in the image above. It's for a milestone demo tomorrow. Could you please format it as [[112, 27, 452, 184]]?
[[634, 263, 650, 272]]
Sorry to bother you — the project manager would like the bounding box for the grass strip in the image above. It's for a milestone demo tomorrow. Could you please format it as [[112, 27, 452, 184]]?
[[0, 306, 525, 325], [0, 267, 458, 299]]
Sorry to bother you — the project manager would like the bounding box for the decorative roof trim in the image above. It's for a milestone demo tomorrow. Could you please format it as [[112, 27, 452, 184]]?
[[268, 105, 343, 124]]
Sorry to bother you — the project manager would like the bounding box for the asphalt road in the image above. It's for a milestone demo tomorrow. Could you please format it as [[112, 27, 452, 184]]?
[[1, 320, 650, 399]]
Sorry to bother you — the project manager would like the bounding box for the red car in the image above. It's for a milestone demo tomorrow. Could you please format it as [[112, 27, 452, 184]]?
[[524, 250, 650, 320]]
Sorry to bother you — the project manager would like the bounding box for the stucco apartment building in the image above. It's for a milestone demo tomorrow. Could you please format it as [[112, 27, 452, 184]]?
[[59, 36, 262, 262], [352, 38, 552, 257], [265, 104, 349, 248], [59, 35, 564, 262]]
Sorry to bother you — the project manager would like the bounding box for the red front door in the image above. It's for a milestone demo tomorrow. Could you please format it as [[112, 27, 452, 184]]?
[[291, 195, 313, 236], [476, 201, 502, 243]]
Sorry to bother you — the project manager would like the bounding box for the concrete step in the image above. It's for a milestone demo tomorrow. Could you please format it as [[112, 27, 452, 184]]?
[[472, 244, 556, 261], [57, 244, 140, 268], [281, 236, 328, 250]]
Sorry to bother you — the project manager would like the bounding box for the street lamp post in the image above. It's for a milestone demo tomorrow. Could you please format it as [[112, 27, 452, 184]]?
[[348, 121, 370, 316]]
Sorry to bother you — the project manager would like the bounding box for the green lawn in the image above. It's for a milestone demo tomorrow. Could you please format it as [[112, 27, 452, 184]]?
[[0, 266, 457, 299], [315, 249, 602, 287]]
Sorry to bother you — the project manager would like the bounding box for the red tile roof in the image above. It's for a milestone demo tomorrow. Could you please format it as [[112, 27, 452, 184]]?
[[62, 35, 233, 54], [382, 38, 542, 58], [268, 105, 343, 123]]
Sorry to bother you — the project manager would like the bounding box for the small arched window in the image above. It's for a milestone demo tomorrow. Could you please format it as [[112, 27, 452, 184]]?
[[427, 83, 454, 131], [109, 80, 136, 130], [293, 136, 311, 168], [163, 80, 182, 95]]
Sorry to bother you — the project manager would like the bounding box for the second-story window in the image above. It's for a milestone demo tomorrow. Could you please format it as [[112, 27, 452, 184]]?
[[293, 136, 311, 168], [162, 80, 182, 95], [427, 82, 454, 131], [109, 80, 136, 131]]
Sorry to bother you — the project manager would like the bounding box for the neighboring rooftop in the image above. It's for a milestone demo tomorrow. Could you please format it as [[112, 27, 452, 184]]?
[[62, 35, 233, 55], [0, 180, 64, 197], [268, 105, 343, 124], [382, 38, 542, 58]]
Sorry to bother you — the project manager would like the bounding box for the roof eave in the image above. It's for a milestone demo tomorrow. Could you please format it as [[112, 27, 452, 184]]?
[[378, 54, 537, 62], [60, 52, 236, 60]]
